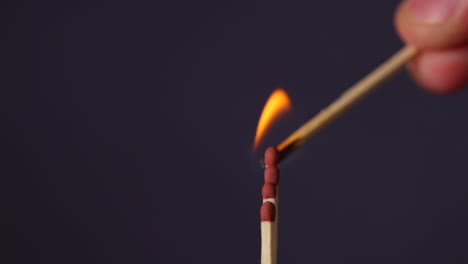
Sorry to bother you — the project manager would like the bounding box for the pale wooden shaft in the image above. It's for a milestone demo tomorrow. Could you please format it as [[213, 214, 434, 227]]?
[[278, 45, 417, 151], [261, 221, 277, 264], [261, 195, 278, 264], [273, 192, 278, 264]]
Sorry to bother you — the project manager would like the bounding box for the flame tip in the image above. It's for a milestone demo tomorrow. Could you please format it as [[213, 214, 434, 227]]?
[[253, 89, 292, 149]]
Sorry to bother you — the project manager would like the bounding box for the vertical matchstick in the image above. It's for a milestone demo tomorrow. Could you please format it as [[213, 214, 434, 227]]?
[[261, 147, 280, 264]]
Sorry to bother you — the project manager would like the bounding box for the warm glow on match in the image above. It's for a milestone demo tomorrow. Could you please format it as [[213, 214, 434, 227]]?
[[254, 89, 292, 149]]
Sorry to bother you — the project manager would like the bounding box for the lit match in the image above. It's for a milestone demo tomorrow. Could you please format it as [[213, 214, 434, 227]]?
[[274, 45, 418, 162], [254, 45, 418, 264], [254, 89, 289, 264]]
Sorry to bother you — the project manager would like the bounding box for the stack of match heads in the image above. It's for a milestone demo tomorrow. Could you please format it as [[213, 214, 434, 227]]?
[[255, 45, 418, 264], [260, 147, 280, 264]]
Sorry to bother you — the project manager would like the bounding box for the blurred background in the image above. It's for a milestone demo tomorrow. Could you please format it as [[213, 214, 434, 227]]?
[[12, 0, 468, 263]]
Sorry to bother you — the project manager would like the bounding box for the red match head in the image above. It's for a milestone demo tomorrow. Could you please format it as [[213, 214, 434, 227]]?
[[261, 183, 277, 199], [260, 201, 276, 222], [264, 147, 279, 166], [264, 165, 279, 185]]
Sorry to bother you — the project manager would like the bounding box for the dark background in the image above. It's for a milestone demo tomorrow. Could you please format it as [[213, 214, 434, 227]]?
[[12, 0, 468, 263]]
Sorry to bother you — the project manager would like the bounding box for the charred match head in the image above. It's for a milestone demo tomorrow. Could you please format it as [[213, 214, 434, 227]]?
[[277, 138, 302, 162]]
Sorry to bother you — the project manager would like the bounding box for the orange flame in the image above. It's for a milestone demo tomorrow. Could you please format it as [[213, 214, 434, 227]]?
[[253, 88, 292, 149]]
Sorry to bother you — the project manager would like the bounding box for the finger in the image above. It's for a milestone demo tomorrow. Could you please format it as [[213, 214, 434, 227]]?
[[395, 0, 468, 49], [408, 45, 468, 93]]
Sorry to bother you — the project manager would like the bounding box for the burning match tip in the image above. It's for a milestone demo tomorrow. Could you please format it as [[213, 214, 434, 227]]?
[[277, 138, 302, 162], [258, 139, 301, 167]]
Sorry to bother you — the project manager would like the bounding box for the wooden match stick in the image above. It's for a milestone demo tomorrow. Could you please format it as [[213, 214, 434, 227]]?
[[277, 45, 418, 159], [261, 202, 276, 264], [261, 147, 280, 264]]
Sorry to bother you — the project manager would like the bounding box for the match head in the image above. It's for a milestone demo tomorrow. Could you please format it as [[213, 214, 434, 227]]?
[[261, 183, 277, 199], [264, 165, 279, 186], [264, 147, 279, 166], [260, 201, 276, 222]]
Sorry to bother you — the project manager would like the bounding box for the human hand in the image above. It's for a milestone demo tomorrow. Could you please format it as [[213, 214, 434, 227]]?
[[395, 0, 468, 94]]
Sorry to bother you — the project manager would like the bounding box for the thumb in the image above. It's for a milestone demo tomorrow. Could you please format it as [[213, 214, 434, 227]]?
[[395, 0, 468, 49]]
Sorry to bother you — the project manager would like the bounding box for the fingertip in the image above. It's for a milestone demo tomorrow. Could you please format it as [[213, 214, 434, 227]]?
[[408, 46, 468, 94], [394, 0, 468, 49]]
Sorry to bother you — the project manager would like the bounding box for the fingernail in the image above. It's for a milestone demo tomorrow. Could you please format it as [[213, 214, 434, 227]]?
[[406, 0, 460, 23]]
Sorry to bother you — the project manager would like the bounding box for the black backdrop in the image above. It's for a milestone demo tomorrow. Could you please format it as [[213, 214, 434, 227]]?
[[12, 0, 468, 263]]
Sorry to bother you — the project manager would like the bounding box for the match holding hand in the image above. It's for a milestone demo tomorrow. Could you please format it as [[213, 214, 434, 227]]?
[[395, 0, 468, 93]]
